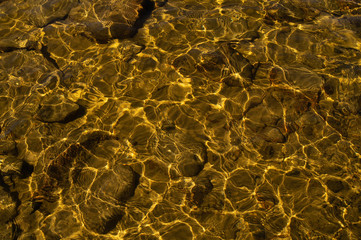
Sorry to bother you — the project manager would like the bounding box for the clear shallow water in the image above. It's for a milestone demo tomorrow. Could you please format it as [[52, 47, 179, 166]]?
[[0, 0, 361, 239]]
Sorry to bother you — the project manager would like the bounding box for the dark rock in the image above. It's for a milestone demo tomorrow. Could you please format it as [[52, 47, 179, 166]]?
[[0, 140, 17, 155], [90, 165, 139, 203], [172, 54, 196, 76], [73, 164, 139, 233], [130, 124, 155, 153], [144, 106, 157, 122], [252, 230, 266, 240], [137, 57, 157, 72], [190, 170, 225, 210], [265, 3, 301, 23], [323, 77, 339, 96], [46, 144, 81, 185], [290, 217, 307, 240], [37, 95, 86, 123], [79, 198, 123, 234], [79, 130, 114, 151], [0, 96, 11, 116], [151, 85, 170, 100], [178, 152, 204, 177], [283, 174, 307, 191], [114, 111, 142, 138], [341, 16, 361, 37], [259, 144, 278, 159], [191, 177, 213, 207], [221, 43, 254, 79], [255, 182, 279, 209], [1, 0, 361, 238], [197, 51, 225, 79], [326, 178, 349, 193], [301, 53, 325, 69], [297, 112, 325, 141], [110, 23, 135, 39]]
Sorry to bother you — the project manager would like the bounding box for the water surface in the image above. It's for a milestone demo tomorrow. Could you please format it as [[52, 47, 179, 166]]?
[[0, 0, 361, 239]]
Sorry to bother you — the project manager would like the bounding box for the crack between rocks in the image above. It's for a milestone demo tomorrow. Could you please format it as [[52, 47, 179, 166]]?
[[128, 0, 156, 38], [36, 103, 87, 124], [40, 44, 60, 70], [39, 12, 70, 28], [0, 46, 36, 53], [250, 61, 261, 82]]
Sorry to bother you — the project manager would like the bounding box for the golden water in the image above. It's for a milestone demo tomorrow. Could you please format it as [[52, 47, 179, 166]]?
[[0, 0, 361, 239]]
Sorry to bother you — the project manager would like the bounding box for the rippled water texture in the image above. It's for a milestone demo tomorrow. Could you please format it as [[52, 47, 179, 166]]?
[[1, 0, 361, 239]]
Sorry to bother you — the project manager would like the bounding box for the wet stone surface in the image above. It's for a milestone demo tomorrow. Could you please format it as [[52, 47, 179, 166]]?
[[1, 0, 361, 239]]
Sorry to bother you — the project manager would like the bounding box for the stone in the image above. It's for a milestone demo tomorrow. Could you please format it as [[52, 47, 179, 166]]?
[[172, 54, 196, 76], [228, 169, 256, 190], [288, 29, 311, 52], [285, 67, 323, 92], [68, 0, 144, 42], [302, 205, 341, 235], [130, 124, 155, 154], [177, 152, 204, 177], [53, 210, 82, 238], [197, 51, 225, 79], [37, 95, 86, 123], [0, 140, 17, 155], [190, 177, 213, 207], [260, 127, 286, 143], [27, 0, 78, 27], [326, 178, 349, 193], [5, 119, 31, 139], [72, 163, 139, 234], [90, 165, 139, 203], [143, 158, 169, 181], [307, 179, 325, 198], [79, 198, 123, 234], [161, 223, 193, 240]]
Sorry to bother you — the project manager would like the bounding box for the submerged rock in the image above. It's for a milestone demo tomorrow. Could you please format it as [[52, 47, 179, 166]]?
[[36, 95, 86, 123], [1, 0, 361, 239], [75, 164, 139, 234]]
